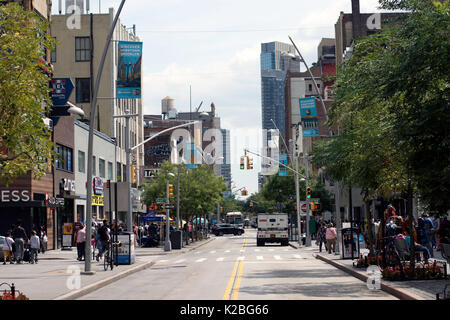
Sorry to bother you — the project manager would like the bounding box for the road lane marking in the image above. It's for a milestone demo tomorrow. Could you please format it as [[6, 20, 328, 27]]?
[[225, 250, 231, 253], [216, 257, 224, 262], [222, 259, 240, 300], [174, 259, 186, 263], [268, 249, 274, 252], [237, 256, 245, 261], [254, 249, 260, 252], [274, 255, 282, 260], [157, 260, 168, 263], [231, 260, 245, 300], [194, 251, 202, 254], [257, 256, 264, 260], [195, 258, 207, 263], [293, 255, 302, 259]]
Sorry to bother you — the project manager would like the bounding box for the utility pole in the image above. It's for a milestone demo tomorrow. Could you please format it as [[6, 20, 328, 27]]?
[[305, 153, 311, 247], [290, 139, 302, 247], [176, 164, 181, 231]]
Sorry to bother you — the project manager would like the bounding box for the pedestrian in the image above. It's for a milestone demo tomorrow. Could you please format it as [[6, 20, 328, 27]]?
[[316, 222, 327, 253], [96, 220, 110, 261], [30, 230, 40, 264], [39, 226, 46, 254], [76, 223, 86, 261], [417, 218, 433, 258], [310, 219, 317, 240], [326, 223, 337, 254], [12, 220, 28, 264], [2, 232, 15, 265], [91, 235, 96, 260]]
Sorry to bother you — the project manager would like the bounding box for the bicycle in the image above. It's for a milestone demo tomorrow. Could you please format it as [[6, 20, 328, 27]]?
[[376, 235, 405, 274], [103, 240, 122, 271]]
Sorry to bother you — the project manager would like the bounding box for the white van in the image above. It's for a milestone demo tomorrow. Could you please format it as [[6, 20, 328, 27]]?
[[257, 213, 289, 246]]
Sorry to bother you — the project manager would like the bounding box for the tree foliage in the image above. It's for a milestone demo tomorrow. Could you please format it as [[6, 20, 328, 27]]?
[[141, 161, 228, 220], [0, 3, 56, 185], [312, 0, 449, 216]]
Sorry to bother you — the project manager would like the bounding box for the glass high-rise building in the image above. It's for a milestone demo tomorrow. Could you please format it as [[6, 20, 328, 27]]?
[[260, 42, 300, 142]]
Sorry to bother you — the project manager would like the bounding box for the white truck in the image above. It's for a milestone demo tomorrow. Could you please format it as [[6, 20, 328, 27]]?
[[257, 213, 289, 246]]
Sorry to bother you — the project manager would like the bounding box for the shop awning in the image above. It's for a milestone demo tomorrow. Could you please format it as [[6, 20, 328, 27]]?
[[0, 201, 45, 208]]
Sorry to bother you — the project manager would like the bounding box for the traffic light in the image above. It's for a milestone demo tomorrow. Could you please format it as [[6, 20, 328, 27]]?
[[131, 165, 136, 184], [306, 186, 312, 199], [240, 156, 245, 170], [247, 157, 253, 170], [168, 184, 174, 197]]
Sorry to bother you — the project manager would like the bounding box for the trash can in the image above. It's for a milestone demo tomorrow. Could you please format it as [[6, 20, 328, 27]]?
[[115, 232, 136, 265], [170, 230, 182, 250], [341, 228, 360, 260]]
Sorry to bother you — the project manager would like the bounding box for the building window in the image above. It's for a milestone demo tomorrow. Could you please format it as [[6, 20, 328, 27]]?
[[76, 78, 91, 103], [75, 37, 91, 62], [56, 144, 73, 172], [108, 162, 113, 180], [123, 164, 127, 182], [78, 150, 85, 173], [99, 158, 105, 178], [308, 84, 313, 91], [92, 156, 96, 176]]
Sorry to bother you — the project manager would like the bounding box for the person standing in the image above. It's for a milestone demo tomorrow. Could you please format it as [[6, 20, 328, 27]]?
[[2, 232, 15, 265], [317, 222, 327, 253], [12, 220, 28, 264], [30, 231, 40, 264], [96, 220, 110, 261], [75, 223, 86, 261], [326, 223, 337, 254]]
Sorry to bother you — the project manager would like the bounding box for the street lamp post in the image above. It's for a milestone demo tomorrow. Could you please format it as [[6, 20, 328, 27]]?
[[165, 173, 175, 251], [84, 0, 126, 275]]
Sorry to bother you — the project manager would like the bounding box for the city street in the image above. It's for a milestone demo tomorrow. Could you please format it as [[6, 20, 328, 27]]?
[[79, 229, 396, 300]]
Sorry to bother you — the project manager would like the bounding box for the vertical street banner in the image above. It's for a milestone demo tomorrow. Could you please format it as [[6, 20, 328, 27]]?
[[279, 153, 289, 176], [117, 41, 143, 99], [299, 97, 319, 137]]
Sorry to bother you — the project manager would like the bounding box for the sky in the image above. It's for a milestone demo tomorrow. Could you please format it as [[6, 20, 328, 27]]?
[[53, 0, 385, 198]]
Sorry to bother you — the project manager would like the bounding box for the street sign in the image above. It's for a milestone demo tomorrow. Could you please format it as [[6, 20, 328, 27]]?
[[50, 78, 74, 106], [156, 198, 166, 203], [164, 204, 175, 210], [300, 202, 307, 213], [310, 198, 320, 203]]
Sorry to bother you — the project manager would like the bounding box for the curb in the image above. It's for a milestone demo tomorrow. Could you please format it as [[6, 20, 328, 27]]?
[[314, 253, 423, 300], [53, 237, 215, 300]]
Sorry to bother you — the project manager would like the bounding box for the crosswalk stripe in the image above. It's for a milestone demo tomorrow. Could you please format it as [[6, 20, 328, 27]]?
[[257, 256, 264, 260], [237, 256, 245, 261], [283, 249, 289, 251], [268, 249, 274, 252], [210, 251, 216, 254], [174, 259, 186, 263], [194, 251, 202, 254], [225, 250, 231, 253], [240, 249, 245, 252], [254, 249, 260, 252], [158, 260, 168, 263], [216, 257, 224, 262], [196, 258, 207, 263], [274, 255, 282, 260], [293, 255, 302, 259]]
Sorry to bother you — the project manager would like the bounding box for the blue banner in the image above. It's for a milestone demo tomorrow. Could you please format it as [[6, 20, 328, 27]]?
[[279, 153, 289, 176], [300, 97, 319, 137], [117, 41, 142, 99]]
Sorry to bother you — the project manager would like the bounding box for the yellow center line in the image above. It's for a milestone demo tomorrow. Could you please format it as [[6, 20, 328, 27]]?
[[223, 236, 247, 300]]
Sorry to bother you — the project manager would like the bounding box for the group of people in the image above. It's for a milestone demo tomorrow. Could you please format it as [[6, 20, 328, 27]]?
[[73, 220, 112, 262], [316, 222, 338, 254], [2, 220, 47, 265]]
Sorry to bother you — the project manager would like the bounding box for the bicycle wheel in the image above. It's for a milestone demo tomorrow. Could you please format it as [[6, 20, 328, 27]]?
[[109, 248, 114, 271], [103, 252, 109, 271]]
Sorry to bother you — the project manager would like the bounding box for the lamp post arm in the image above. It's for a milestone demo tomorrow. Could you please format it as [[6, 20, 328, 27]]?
[[131, 121, 199, 151], [244, 149, 306, 179]]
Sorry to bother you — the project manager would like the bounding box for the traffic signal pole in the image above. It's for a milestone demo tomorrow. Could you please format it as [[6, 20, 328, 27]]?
[[164, 180, 172, 251], [305, 154, 311, 247]]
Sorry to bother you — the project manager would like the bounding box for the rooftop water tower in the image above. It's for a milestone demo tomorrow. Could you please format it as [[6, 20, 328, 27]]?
[[162, 96, 176, 120]]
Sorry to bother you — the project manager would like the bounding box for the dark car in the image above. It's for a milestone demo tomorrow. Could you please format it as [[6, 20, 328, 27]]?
[[213, 224, 245, 236]]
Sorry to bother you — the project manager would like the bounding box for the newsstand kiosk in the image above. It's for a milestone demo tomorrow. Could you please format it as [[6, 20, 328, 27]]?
[[115, 232, 136, 265], [341, 227, 360, 260]]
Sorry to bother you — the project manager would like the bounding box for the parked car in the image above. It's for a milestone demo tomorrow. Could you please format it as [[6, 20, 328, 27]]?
[[213, 224, 245, 236]]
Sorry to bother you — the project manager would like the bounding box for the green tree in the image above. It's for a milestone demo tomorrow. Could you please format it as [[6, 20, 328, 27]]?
[[0, 3, 56, 185]]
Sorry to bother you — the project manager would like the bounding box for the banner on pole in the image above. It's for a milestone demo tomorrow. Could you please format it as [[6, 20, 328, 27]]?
[[116, 41, 142, 99], [299, 97, 319, 137]]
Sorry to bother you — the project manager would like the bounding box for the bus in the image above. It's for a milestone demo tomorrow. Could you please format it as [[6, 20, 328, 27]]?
[[226, 212, 243, 227]]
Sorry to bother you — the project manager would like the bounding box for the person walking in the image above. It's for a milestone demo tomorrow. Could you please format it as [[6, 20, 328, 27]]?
[[39, 226, 46, 254], [326, 223, 337, 254], [316, 222, 327, 253], [12, 220, 28, 264], [2, 232, 15, 265], [75, 223, 86, 261], [29, 231, 40, 264], [96, 220, 110, 261]]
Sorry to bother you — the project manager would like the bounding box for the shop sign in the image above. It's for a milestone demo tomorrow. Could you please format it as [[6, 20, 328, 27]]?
[[93, 177, 104, 195], [47, 197, 65, 207], [92, 195, 104, 206], [0, 190, 31, 203], [63, 178, 75, 192]]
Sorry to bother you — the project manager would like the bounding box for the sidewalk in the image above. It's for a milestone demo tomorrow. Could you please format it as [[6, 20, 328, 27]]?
[[0, 237, 215, 300], [289, 240, 450, 300]]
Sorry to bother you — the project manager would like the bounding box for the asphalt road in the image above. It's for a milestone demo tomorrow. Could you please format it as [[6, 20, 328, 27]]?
[[79, 229, 397, 300]]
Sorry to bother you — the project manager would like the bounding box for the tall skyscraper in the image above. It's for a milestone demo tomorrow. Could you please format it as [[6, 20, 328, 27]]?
[[260, 41, 300, 142]]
